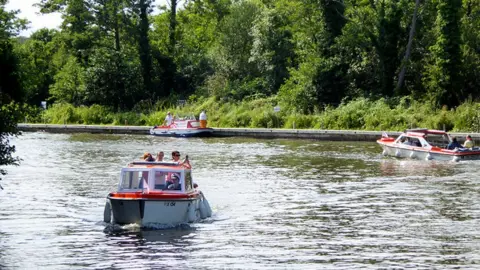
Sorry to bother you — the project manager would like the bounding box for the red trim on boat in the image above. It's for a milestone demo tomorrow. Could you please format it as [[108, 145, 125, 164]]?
[[109, 191, 201, 199], [378, 140, 480, 156]]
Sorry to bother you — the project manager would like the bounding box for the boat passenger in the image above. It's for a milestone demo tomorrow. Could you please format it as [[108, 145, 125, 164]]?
[[171, 151, 191, 168], [143, 152, 155, 162], [402, 138, 413, 146], [199, 110, 207, 128], [463, 135, 474, 149], [167, 174, 181, 190], [156, 151, 164, 161], [447, 137, 462, 150], [412, 139, 422, 147], [164, 111, 173, 126], [172, 151, 181, 163]]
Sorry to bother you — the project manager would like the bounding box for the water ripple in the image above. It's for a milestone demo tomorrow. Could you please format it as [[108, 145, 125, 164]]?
[[1, 133, 480, 269]]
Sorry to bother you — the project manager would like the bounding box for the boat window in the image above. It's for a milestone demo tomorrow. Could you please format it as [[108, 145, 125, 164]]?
[[426, 134, 449, 148], [153, 171, 168, 190], [176, 122, 187, 128], [189, 121, 200, 128], [185, 171, 193, 191], [120, 170, 149, 190]]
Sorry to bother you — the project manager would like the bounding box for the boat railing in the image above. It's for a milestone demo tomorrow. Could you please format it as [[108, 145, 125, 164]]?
[[129, 161, 181, 166]]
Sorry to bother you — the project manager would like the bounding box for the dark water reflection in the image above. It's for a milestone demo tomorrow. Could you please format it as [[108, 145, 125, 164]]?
[[1, 133, 480, 269]]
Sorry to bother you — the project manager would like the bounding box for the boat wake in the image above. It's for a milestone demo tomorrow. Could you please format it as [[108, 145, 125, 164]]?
[[103, 221, 194, 234]]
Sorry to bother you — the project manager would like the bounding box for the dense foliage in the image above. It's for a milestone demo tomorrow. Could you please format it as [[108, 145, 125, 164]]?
[[34, 97, 480, 133], [8, 0, 478, 115], [0, 0, 26, 182]]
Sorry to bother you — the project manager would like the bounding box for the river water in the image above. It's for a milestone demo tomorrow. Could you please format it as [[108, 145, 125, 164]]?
[[1, 132, 480, 269]]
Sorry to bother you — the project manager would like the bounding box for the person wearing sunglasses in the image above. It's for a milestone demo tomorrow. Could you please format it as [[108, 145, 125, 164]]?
[[171, 151, 191, 168], [172, 151, 181, 162]]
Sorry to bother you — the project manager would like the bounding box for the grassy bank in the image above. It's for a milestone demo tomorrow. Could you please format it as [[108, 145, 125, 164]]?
[[23, 97, 480, 132]]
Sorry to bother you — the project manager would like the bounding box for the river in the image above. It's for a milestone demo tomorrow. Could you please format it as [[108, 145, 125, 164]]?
[[1, 132, 480, 269]]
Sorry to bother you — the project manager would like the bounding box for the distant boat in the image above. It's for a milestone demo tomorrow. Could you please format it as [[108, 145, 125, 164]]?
[[149, 118, 213, 137], [104, 160, 212, 226], [377, 129, 480, 162]]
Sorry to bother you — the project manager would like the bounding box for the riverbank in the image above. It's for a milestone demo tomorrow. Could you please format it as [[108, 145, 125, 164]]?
[[17, 123, 480, 142]]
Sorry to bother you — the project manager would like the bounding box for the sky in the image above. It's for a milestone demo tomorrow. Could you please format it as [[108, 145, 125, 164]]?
[[6, 0, 168, 36]]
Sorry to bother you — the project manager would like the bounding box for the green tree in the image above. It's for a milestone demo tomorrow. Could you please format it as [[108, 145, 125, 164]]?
[[208, 1, 261, 99], [460, 0, 480, 100], [424, 0, 463, 107], [84, 47, 143, 110], [15, 28, 60, 106], [0, 0, 27, 183], [250, 7, 294, 96], [49, 56, 86, 105], [37, 0, 95, 64]]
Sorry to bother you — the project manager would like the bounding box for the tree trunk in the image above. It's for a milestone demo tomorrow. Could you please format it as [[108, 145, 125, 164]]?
[[169, 0, 177, 56], [113, 0, 121, 51], [396, 0, 420, 93], [138, 0, 153, 96]]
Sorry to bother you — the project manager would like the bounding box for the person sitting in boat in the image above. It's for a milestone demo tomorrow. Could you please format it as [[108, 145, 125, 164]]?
[[143, 152, 155, 162], [463, 135, 474, 149], [156, 151, 164, 161], [172, 151, 181, 163], [171, 151, 191, 168], [163, 111, 173, 126], [402, 137, 413, 146], [447, 137, 462, 150], [167, 173, 181, 190], [412, 139, 422, 147]]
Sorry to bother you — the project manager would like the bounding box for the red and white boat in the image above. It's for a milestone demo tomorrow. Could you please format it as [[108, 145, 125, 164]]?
[[149, 118, 213, 137], [103, 160, 212, 226], [377, 129, 480, 162]]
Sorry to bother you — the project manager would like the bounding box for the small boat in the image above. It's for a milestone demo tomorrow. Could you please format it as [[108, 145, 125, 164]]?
[[377, 129, 480, 162], [149, 118, 213, 137], [104, 160, 212, 226]]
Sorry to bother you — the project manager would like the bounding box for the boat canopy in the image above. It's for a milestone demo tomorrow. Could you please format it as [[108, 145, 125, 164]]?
[[118, 166, 193, 193], [395, 130, 452, 149], [405, 129, 449, 135]]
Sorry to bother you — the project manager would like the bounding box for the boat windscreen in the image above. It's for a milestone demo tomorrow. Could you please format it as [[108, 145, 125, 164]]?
[[425, 134, 450, 148], [120, 170, 149, 190], [185, 171, 193, 190]]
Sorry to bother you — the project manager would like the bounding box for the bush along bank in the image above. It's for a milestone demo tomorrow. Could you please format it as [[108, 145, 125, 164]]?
[[23, 97, 480, 133]]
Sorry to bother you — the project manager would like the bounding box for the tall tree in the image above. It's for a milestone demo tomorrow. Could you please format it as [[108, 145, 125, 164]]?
[[396, 0, 420, 94], [137, 0, 154, 97], [92, 0, 126, 51], [15, 28, 60, 106], [37, 0, 95, 64], [424, 0, 463, 107], [168, 0, 177, 56], [0, 0, 27, 184]]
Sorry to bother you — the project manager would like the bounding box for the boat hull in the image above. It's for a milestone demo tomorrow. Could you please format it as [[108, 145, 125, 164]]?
[[379, 144, 480, 161], [149, 128, 213, 137], [108, 197, 204, 225]]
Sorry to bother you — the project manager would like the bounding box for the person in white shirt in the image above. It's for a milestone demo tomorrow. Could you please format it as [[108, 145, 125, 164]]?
[[155, 151, 164, 161], [199, 110, 207, 128], [164, 111, 173, 126]]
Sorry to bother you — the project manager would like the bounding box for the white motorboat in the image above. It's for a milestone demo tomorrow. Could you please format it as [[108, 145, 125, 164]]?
[[377, 129, 480, 162], [104, 160, 212, 226], [149, 119, 213, 137]]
